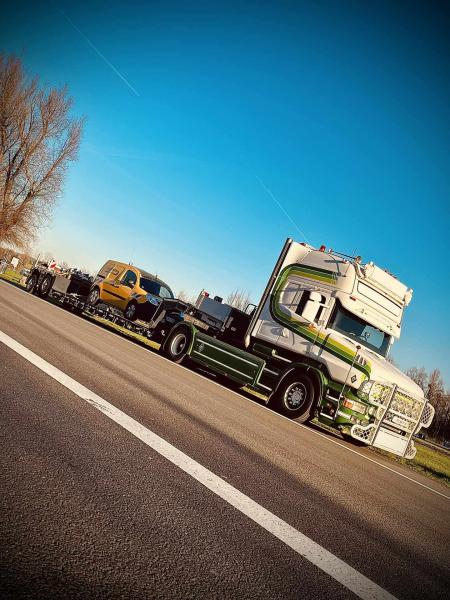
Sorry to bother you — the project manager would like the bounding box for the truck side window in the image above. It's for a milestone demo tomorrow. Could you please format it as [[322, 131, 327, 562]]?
[[295, 293, 309, 316], [122, 270, 137, 287], [280, 281, 303, 311], [295, 291, 327, 323]]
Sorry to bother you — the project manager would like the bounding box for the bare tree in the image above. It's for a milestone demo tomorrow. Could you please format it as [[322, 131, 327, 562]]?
[[226, 289, 253, 311], [177, 290, 196, 305], [0, 54, 83, 248], [405, 366, 450, 442], [406, 366, 429, 392]]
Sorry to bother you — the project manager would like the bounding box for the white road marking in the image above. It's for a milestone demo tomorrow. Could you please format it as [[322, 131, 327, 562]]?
[[0, 328, 395, 600], [1, 278, 448, 501]]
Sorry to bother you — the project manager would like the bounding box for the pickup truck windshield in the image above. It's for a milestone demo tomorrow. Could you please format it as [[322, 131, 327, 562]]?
[[329, 302, 390, 356], [140, 277, 173, 299]]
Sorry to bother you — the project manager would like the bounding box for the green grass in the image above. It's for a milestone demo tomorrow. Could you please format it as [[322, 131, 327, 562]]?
[[371, 443, 450, 487], [0, 270, 24, 285], [89, 315, 160, 351]]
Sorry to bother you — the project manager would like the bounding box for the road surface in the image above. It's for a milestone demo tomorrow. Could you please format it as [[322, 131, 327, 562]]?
[[0, 280, 449, 599]]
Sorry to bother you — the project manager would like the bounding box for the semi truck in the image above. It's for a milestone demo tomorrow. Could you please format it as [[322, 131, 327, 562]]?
[[25, 239, 434, 459]]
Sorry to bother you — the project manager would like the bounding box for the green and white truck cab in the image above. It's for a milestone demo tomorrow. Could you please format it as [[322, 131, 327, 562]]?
[[162, 239, 434, 459]]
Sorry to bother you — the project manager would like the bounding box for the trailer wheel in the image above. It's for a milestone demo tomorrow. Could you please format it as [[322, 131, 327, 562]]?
[[270, 372, 315, 423], [38, 274, 54, 297], [162, 326, 192, 364], [25, 272, 38, 293], [124, 301, 138, 321], [87, 286, 100, 306]]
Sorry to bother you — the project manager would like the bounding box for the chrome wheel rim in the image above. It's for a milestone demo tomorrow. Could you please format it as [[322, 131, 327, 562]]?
[[284, 382, 307, 411], [41, 278, 51, 293], [126, 304, 136, 319], [170, 333, 187, 357], [27, 276, 37, 290]]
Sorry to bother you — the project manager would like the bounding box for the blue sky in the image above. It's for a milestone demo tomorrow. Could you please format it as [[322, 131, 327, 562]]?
[[2, 1, 449, 383]]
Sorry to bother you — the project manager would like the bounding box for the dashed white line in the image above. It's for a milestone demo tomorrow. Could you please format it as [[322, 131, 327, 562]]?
[[0, 328, 396, 600]]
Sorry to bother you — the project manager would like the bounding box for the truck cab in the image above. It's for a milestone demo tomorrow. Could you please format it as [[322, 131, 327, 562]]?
[[163, 238, 434, 459], [246, 240, 434, 458]]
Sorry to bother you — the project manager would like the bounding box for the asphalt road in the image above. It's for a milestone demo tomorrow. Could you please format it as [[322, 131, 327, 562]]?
[[0, 280, 449, 599]]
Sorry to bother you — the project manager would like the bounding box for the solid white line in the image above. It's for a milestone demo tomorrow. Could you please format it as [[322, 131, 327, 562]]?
[[1, 279, 448, 501], [0, 328, 395, 600]]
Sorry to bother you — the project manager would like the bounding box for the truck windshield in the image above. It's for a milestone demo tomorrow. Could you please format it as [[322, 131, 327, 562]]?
[[140, 278, 174, 299], [329, 302, 391, 356]]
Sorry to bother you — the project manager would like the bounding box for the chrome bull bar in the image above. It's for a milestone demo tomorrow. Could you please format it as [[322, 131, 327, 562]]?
[[350, 383, 435, 459]]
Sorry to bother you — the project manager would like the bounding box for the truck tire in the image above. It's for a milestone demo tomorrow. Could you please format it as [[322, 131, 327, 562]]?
[[162, 325, 192, 364], [270, 372, 315, 423], [38, 274, 54, 298], [87, 286, 100, 306], [25, 272, 38, 293], [124, 301, 138, 321]]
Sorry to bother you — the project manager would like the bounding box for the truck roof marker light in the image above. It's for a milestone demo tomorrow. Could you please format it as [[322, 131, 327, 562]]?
[[319, 245, 326, 252], [350, 296, 357, 301]]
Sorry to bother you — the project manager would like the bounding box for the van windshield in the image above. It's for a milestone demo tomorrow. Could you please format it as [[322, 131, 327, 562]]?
[[140, 277, 173, 299]]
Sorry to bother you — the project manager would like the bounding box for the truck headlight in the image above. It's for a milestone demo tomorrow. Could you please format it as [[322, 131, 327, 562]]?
[[357, 380, 392, 406]]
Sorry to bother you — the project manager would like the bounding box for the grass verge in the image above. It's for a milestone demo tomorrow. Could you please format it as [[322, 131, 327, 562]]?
[[0, 270, 24, 285], [371, 443, 450, 488]]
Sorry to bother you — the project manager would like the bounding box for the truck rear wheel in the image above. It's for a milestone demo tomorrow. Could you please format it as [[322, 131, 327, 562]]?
[[38, 274, 54, 297], [270, 372, 315, 423], [162, 326, 192, 364]]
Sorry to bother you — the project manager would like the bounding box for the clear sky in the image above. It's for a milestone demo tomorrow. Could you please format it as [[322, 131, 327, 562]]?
[[2, 1, 449, 383]]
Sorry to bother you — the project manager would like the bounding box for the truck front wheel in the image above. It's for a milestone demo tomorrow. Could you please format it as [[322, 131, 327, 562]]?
[[162, 326, 192, 364], [25, 272, 38, 293], [270, 373, 315, 423], [38, 274, 54, 298]]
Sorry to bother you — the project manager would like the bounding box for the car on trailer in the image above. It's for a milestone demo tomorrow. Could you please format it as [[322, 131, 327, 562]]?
[[86, 260, 174, 322]]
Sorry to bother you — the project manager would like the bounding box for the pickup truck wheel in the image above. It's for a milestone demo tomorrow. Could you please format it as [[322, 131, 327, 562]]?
[[38, 274, 53, 297], [270, 373, 315, 423], [124, 301, 138, 321], [162, 326, 192, 364], [87, 287, 100, 306], [25, 272, 38, 293]]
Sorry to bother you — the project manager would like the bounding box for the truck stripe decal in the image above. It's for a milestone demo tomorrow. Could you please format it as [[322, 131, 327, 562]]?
[[271, 266, 371, 378], [282, 264, 338, 286]]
